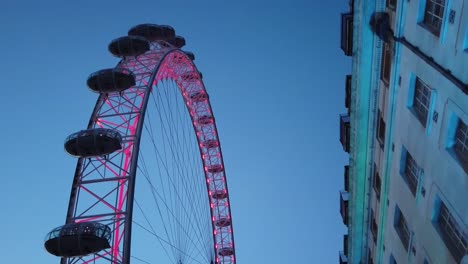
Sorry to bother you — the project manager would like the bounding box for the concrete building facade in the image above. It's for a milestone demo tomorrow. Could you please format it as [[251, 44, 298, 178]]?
[[339, 0, 468, 263]]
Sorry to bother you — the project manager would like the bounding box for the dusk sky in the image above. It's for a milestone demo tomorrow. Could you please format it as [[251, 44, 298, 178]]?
[[1, 0, 350, 263]]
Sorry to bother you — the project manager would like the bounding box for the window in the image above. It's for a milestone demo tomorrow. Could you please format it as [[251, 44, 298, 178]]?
[[377, 109, 386, 147], [403, 150, 420, 196], [436, 202, 468, 263], [394, 206, 410, 251], [413, 78, 432, 128], [341, 13, 353, 56], [386, 0, 396, 10], [368, 249, 374, 264], [454, 119, 468, 172], [373, 164, 381, 201], [423, 0, 445, 36], [381, 42, 392, 84], [371, 209, 378, 242]]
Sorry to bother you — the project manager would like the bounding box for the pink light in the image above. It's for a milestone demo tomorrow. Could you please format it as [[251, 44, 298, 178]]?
[[75, 215, 104, 223], [96, 157, 121, 178], [82, 250, 110, 264]]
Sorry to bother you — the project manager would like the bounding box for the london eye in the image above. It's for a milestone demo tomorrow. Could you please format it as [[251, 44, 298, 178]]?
[[44, 24, 236, 264]]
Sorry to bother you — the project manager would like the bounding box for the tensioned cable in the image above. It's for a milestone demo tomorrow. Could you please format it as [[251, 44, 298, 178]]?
[[144, 95, 207, 262], [136, 136, 209, 263], [131, 78, 213, 264], [154, 80, 212, 259], [163, 79, 213, 260]]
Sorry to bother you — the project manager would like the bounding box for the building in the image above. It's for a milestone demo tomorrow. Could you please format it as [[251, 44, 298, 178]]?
[[338, 0, 468, 263]]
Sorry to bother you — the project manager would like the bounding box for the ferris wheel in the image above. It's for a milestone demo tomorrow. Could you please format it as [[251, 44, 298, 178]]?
[[44, 24, 236, 264]]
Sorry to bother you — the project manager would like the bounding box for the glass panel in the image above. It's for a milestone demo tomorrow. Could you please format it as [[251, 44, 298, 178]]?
[[404, 152, 419, 196], [396, 210, 410, 250], [437, 203, 468, 262], [454, 120, 468, 171], [423, 0, 445, 35], [413, 78, 431, 128]]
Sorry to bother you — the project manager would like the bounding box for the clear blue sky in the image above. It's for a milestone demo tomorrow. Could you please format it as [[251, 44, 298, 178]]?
[[0, 0, 350, 263]]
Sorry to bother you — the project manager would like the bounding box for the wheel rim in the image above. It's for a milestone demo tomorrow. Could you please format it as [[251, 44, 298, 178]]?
[[59, 36, 236, 264]]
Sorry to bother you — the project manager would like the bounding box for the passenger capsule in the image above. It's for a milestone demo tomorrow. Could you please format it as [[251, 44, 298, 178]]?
[[190, 91, 208, 102], [128, 24, 175, 41], [87, 68, 135, 93], [167, 35, 186, 48], [218, 247, 234, 256], [207, 164, 223, 173], [64, 128, 122, 157], [198, 115, 214, 125], [202, 139, 219, 149], [44, 222, 111, 257], [215, 218, 231, 227], [181, 71, 199, 82], [211, 190, 228, 199], [184, 51, 195, 61], [108, 36, 150, 57]]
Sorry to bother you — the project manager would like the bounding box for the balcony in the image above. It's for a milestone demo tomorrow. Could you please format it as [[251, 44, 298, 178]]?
[[341, 13, 353, 56], [343, 234, 348, 256], [339, 251, 348, 264], [340, 190, 349, 226], [345, 75, 351, 110], [340, 114, 351, 153], [339, 234, 349, 263], [344, 165, 349, 191]]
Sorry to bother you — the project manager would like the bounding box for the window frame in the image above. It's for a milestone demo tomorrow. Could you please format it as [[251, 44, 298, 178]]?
[[368, 248, 374, 264], [386, 0, 397, 10], [434, 201, 468, 263], [412, 77, 432, 128], [394, 205, 411, 251], [371, 209, 378, 243], [422, 0, 446, 36], [373, 163, 381, 201], [381, 42, 392, 85], [403, 150, 420, 196], [376, 109, 386, 148], [453, 119, 468, 173]]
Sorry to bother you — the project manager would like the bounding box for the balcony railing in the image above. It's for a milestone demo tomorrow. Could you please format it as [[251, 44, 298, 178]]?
[[339, 251, 348, 264], [341, 13, 353, 56], [345, 75, 351, 110], [343, 234, 348, 256], [340, 191, 349, 226], [344, 165, 349, 192], [340, 114, 351, 152]]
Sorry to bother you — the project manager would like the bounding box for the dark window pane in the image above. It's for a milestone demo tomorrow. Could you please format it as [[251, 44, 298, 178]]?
[[404, 151, 419, 196], [423, 0, 445, 36], [454, 119, 468, 172], [413, 78, 431, 128], [437, 203, 468, 263], [395, 208, 410, 250]]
